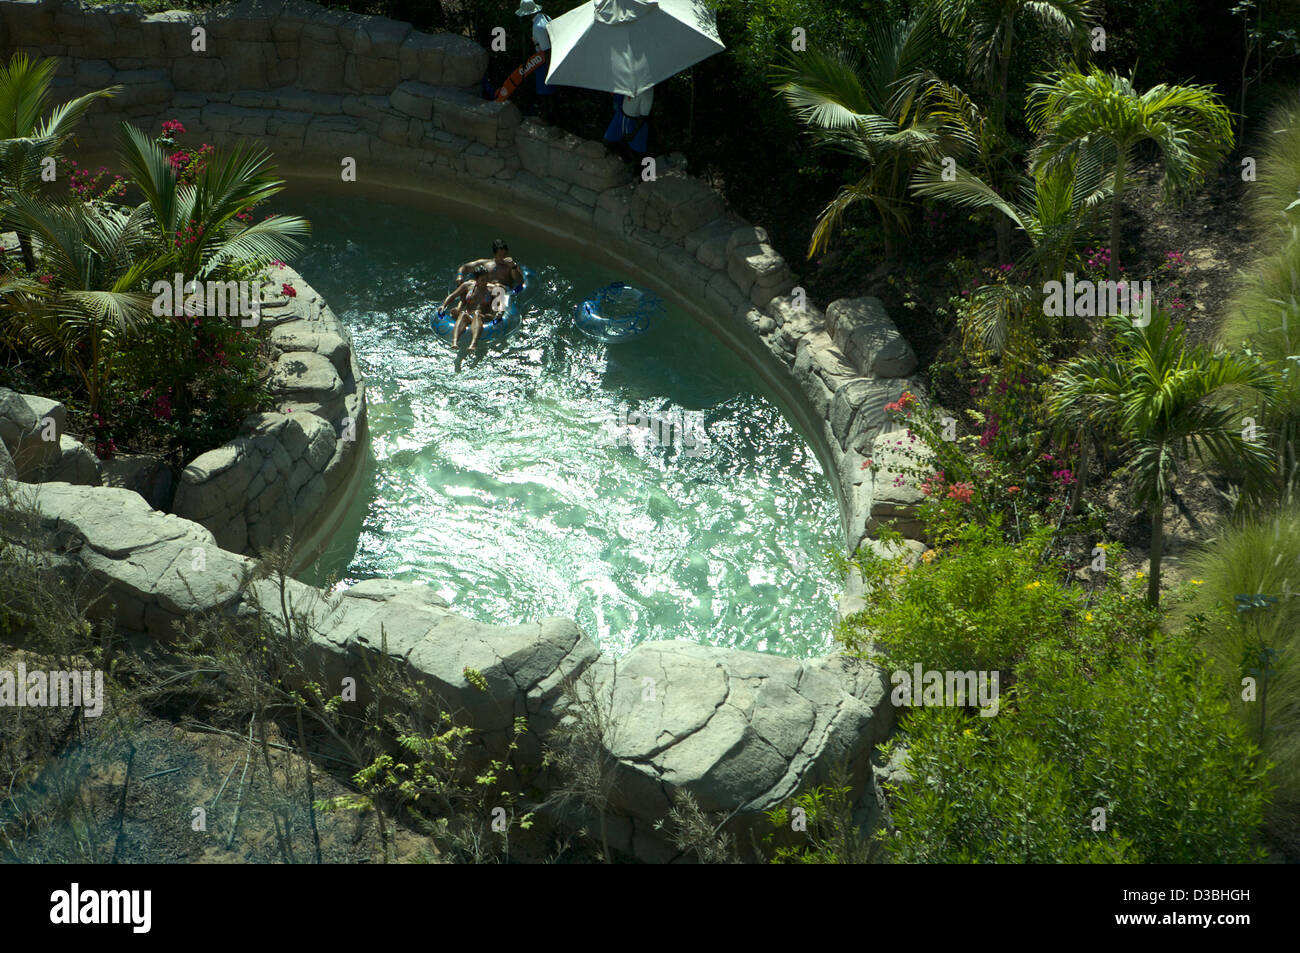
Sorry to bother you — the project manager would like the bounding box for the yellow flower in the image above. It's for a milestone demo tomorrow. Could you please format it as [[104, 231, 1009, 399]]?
[[963, 728, 974, 737], [1191, 579, 1204, 585], [1025, 581, 1042, 591], [1085, 612, 1094, 622], [1136, 571, 1145, 579], [922, 550, 936, 564]]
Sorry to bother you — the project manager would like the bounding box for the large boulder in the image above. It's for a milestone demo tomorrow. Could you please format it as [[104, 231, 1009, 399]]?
[[0, 481, 248, 638], [829, 377, 908, 457], [40, 435, 103, 486], [268, 326, 352, 379], [102, 453, 176, 510], [825, 296, 917, 378], [556, 640, 888, 861], [270, 351, 345, 418], [629, 174, 726, 241], [170, 411, 337, 555], [729, 243, 795, 308], [0, 389, 65, 481], [792, 334, 858, 420]]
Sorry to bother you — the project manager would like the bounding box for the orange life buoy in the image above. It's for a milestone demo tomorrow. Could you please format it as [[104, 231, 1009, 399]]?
[[494, 51, 548, 102]]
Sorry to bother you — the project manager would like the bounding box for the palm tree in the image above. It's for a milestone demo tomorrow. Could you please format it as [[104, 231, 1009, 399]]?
[[773, 11, 955, 260], [115, 123, 310, 281], [912, 140, 1111, 353], [930, 0, 1096, 127], [1028, 65, 1235, 279], [908, 78, 1023, 262], [0, 194, 168, 417], [1050, 310, 1276, 605], [0, 52, 120, 269]]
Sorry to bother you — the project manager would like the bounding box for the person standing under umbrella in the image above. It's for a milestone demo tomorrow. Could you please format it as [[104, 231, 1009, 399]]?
[[603, 84, 652, 163]]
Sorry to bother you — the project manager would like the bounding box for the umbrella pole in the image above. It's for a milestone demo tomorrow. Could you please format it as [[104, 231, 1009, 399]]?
[[688, 69, 695, 151]]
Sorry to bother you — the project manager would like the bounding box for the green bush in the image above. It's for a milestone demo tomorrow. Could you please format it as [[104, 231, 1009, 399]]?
[[882, 707, 1139, 863], [884, 631, 1271, 863], [844, 523, 1074, 674]]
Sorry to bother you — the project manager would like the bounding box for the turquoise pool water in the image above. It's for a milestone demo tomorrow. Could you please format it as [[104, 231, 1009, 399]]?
[[291, 191, 840, 658]]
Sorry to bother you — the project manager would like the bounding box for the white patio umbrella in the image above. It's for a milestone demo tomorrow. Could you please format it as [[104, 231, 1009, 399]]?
[[544, 0, 725, 97]]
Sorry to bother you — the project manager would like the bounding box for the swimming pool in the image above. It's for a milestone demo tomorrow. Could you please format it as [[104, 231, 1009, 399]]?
[[291, 191, 840, 658]]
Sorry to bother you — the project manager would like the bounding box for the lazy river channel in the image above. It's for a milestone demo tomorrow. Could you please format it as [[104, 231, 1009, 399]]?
[[292, 191, 840, 658]]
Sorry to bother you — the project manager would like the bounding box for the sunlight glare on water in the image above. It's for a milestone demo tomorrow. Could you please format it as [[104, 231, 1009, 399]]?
[[290, 191, 840, 658]]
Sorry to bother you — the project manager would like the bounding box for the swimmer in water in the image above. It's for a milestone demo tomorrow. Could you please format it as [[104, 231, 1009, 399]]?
[[459, 238, 524, 292], [442, 266, 500, 348]]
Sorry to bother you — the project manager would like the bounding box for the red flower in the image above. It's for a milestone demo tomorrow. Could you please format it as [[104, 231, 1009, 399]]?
[[1007, 485, 1021, 494], [282, 283, 297, 297], [945, 481, 974, 504]]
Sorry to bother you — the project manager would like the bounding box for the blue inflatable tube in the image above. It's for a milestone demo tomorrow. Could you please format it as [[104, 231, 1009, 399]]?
[[575, 282, 663, 343], [430, 265, 533, 346]]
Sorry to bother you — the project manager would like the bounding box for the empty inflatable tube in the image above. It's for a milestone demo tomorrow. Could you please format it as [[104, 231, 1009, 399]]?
[[574, 282, 664, 343]]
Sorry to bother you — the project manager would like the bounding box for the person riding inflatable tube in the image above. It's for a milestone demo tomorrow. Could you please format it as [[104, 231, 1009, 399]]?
[[430, 266, 534, 346]]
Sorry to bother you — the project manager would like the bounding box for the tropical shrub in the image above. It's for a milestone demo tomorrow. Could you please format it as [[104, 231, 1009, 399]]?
[[843, 522, 1075, 673], [1050, 309, 1276, 604], [3, 98, 309, 464], [1029, 64, 1235, 279], [884, 629, 1270, 863], [773, 9, 958, 260]]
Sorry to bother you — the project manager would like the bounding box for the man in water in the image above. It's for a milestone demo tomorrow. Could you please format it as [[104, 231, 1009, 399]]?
[[442, 266, 500, 348], [459, 239, 524, 293]]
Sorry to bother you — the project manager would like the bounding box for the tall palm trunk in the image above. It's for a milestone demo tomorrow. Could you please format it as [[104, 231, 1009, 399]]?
[[1108, 151, 1126, 280], [1147, 497, 1164, 605], [997, 19, 1014, 128], [990, 13, 1016, 268], [995, 216, 1011, 264], [17, 234, 35, 272]]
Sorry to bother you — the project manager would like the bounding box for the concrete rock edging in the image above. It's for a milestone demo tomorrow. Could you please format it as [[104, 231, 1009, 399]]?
[[0, 0, 943, 860], [168, 263, 369, 567], [0, 480, 891, 860]]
